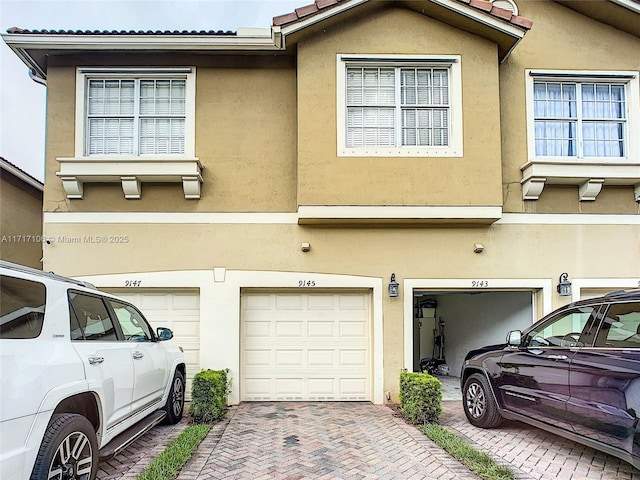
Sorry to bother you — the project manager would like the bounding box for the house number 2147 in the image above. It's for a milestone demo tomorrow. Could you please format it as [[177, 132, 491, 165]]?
[[298, 280, 316, 287]]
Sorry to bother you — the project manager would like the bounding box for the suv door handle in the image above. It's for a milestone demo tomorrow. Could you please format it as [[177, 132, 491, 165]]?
[[88, 356, 104, 365], [133, 351, 144, 360], [547, 354, 569, 361]]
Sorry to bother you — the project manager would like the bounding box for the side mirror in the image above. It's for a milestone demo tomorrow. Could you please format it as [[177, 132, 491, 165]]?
[[157, 327, 174, 341], [507, 330, 522, 346]]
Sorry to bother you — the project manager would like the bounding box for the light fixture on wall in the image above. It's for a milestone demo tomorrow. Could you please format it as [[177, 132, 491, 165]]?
[[557, 272, 572, 296], [388, 274, 399, 298]]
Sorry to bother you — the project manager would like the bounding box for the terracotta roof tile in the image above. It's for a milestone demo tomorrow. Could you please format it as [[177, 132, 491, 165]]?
[[6, 27, 236, 36], [272, 0, 533, 30], [296, 4, 320, 17], [316, 0, 340, 8], [469, 0, 493, 12]]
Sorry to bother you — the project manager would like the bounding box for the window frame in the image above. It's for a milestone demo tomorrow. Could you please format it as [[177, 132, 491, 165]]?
[[336, 54, 463, 158], [525, 69, 639, 164], [75, 67, 196, 160]]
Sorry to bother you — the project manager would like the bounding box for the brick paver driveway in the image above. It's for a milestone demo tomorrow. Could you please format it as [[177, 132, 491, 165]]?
[[178, 402, 473, 480]]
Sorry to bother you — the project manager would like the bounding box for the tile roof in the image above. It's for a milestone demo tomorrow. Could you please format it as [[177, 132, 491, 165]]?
[[273, 0, 533, 29], [6, 27, 236, 36]]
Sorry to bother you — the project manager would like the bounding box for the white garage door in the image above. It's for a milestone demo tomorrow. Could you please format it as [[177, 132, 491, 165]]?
[[241, 291, 371, 401], [106, 289, 200, 400]]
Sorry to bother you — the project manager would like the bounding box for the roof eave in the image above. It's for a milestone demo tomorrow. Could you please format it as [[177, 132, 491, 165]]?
[[1, 32, 286, 79], [277, 0, 530, 62]]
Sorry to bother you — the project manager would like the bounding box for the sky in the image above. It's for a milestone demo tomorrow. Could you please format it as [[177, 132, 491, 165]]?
[[0, 0, 303, 181]]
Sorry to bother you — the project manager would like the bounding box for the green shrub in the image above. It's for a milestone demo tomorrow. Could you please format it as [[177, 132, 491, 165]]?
[[189, 369, 229, 424], [399, 371, 442, 424]]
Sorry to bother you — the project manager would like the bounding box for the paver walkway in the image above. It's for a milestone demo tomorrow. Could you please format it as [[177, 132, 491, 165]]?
[[440, 400, 640, 480], [177, 402, 475, 480]]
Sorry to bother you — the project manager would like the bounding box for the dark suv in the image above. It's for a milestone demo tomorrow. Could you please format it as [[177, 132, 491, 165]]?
[[461, 289, 640, 468]]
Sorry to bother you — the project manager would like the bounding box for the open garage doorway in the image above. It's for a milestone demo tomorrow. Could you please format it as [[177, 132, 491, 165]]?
[[412, 291, 534, 377]]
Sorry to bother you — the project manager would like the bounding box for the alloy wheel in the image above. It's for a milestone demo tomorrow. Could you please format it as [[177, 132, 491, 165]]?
[[465, 382, 486, 419], [47, 431, 93, 480]]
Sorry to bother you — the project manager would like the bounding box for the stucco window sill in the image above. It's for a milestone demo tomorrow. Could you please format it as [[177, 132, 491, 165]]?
[[520, 160, 640, 202], [56, 157, 203, 200]]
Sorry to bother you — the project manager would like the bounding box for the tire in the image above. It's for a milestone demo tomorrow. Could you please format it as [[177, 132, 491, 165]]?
[[462, 373, 503, 428], [30, 413, 98, 480], [163, 370, 185, 425]]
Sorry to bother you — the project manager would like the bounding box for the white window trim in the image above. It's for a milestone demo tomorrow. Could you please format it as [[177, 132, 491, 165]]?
[[522, 69, 640, 201], [74, 67, 196, 159], [57, 67, 201, 200], [336, 54, 463, 158]]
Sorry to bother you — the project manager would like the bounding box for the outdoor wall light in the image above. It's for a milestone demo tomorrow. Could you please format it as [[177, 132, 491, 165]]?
[[301, 242, 311, 252], [473, 243, 484, 254], [557, 272, 572, 296], [388, 273, 399, 297]]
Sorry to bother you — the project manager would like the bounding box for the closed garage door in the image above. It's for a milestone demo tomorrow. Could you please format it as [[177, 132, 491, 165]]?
[[106, 289, 199, 400], [241, 291, 371, 401]]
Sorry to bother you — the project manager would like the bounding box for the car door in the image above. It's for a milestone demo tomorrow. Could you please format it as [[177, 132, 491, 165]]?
[[69, 291, 134, 430], [496, 305, 598, 430], [106, 299, 169, 413], [567, 301, 640, 455]]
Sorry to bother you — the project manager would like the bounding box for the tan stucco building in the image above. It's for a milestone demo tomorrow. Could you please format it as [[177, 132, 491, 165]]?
[[0, 157, 43, 269], [4, 0, 639, 404]]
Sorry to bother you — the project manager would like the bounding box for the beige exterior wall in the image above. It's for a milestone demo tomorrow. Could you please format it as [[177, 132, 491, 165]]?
[[501, 0, 640, 213], [44, 57, 297, 213], [35, 0, 640, 402], [297, 7, 503, 206], [1, 175, 43, 269]]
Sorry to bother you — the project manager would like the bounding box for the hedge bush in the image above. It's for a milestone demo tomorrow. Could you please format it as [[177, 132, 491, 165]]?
[[189, 369, 229, 424], [399, 371, 442, 424]]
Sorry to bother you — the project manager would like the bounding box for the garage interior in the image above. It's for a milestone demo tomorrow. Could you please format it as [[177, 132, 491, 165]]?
[[412, 290, 534, 378]]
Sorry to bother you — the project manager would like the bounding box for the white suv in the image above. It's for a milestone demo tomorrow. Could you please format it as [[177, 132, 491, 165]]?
[[0, 261, 186, 480]]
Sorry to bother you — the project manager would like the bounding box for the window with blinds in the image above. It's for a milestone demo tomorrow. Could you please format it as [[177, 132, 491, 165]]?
[[533, 80, 626, 158], [86, 78, 186, 156], [346, 67, 450, 148]]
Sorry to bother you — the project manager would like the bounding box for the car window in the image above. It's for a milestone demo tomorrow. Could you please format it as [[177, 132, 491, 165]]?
[[526, 306, 598, 348], [108, 300, 153, 342], [594, 303, 640, 348], [69, 292, 118, 341], [0, 275, 46, 339]]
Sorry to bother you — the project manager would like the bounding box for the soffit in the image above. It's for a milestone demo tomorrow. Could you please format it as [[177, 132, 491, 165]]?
[[553, 0, 640, 38]]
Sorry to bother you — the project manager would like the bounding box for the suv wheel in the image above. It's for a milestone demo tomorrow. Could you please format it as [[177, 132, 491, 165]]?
[[30, 413, 98, 480], [163, 370, 185, 424], [463, 373, 502, 428]]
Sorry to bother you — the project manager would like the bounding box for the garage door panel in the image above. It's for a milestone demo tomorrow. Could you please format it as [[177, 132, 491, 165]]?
[[275, 349, 304, 366], [339, 322, 368, 337], [244, 349, 271, 366], [276, 294, 304, 310], [340, 378, 368, 396], [244, 294, 271, 310], [308, 294, 336, 310], [308, 350, 335, 366], [241, 292, 371, 401], [339, 294, 368, 310], [244, 321, 271, 337], [307, 321, 335, 337], [275, 321, 303, 337]]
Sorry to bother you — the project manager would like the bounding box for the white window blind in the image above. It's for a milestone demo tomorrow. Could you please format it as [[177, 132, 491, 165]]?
[[87, 78, 186, 155], [534, 80, 626, 158], [346, 66, 450, 148]]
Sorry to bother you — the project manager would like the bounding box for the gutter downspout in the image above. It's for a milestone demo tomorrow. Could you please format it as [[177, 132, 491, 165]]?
[[29, 68, 47, 86]]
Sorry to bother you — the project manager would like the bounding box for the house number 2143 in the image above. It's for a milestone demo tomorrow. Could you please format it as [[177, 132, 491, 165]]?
[[298, 280, 316, 287]]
